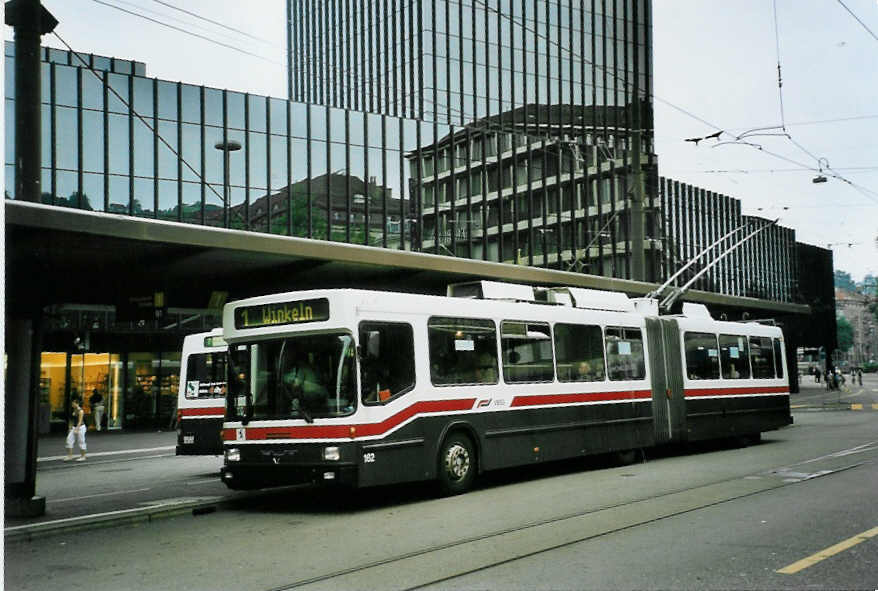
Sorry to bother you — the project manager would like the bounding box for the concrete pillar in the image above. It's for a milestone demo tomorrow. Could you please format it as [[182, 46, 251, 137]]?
[[4, 317, 46, 517]]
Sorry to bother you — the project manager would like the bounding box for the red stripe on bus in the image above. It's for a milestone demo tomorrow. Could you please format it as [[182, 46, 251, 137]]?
[[223, 398, 476, 441], [180, 407, 225, 417], [684, 386, 789, 398], [511, 390, 652, 407]]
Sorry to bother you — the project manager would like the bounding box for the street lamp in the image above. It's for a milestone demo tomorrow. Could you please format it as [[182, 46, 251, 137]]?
[[215, 140, 242, 228]]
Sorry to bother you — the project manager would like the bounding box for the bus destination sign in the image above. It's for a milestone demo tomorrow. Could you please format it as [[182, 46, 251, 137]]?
[[234, 298, 329, 329]]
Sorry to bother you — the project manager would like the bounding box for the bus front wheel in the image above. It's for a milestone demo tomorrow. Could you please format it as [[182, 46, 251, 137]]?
[[438, 433, 476, 495]]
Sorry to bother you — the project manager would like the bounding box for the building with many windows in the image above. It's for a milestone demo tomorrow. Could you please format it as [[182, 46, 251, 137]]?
[[4, 1, 831, 434]]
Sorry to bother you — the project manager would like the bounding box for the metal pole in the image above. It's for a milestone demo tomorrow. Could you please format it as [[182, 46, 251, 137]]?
[[4, 0, 57, 519]]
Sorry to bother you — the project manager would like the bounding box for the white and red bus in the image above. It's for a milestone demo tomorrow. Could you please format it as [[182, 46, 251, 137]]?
[[176, 329, 228, 455], [220, 282, 790, 493]]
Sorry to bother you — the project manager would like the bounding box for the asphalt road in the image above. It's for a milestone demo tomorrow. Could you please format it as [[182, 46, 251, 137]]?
[[5, 403, 877, 591]]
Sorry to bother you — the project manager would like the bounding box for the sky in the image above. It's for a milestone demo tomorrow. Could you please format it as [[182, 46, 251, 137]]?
[[5, 0, 878, 283]]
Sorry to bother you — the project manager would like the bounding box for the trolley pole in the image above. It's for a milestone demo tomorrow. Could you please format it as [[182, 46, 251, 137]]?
[[5, 0, 57, 518]]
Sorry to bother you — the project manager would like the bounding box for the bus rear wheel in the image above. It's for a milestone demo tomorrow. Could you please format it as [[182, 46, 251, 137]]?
[[438, 433, 475, 495]]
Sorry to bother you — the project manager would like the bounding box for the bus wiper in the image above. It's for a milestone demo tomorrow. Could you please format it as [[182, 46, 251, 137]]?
[[291, 398, 313, 424]]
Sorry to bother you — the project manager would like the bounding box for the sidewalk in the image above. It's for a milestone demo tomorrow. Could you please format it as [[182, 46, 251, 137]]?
[[4, 429, 257, 542]]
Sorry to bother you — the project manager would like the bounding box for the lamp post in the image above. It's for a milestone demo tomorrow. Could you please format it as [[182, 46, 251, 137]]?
[[214, 140, 242, 228]]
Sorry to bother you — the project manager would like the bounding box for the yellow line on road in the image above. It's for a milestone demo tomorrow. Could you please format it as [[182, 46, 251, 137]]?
[[777, 526, 878, 574], [851, 403, 863, 410], [873, 404, 878, 411]]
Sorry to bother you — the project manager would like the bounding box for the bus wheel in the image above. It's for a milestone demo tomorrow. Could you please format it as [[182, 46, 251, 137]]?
[[438, 433, 475, 495]]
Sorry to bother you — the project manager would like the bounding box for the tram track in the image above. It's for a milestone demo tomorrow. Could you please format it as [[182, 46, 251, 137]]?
[[265, 456, 868, 591]]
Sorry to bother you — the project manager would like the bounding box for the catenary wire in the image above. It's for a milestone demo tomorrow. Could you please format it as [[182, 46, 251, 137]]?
[[90, 0, 283, 66], [836, 0, 878, 43], [108, 0, 262, 50], [151, 0, 275, 45]]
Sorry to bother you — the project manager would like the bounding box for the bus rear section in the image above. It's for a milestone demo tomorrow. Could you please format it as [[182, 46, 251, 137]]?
[[176, 329, 228, 455]]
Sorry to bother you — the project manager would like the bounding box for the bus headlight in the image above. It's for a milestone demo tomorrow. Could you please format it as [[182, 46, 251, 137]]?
[[323, 446, 340, 461], [225, 447, 241, 462]]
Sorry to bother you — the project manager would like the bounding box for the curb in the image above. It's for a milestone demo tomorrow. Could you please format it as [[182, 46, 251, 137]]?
[[5, 498, 229, 543], [790, 402, 853, 412], [3, 487, 293, 543]]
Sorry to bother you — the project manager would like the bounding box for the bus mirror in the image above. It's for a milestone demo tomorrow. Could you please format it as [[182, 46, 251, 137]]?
[[366, 331, 381, 358]]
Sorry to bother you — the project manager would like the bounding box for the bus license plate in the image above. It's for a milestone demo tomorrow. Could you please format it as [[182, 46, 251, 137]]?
[[183, 435, 195, 444]]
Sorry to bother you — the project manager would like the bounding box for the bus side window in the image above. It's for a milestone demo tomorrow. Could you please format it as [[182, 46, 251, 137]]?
[[428, 317, 498, 386], [553, 323, 605, 382], [185, 352, 228, 398], [750, 336, 775, 379], [501, 321, 553, 383], [773, 338, 784, 379], [719, 335, 750, 379], [605, 327, 646, 381], [684, 332, 720, 380], [358, 322, 416, 405]]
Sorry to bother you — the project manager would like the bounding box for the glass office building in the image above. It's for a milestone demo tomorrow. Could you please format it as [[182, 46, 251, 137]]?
[[290, 0, 660, 280], [658, 177, 798, 303]]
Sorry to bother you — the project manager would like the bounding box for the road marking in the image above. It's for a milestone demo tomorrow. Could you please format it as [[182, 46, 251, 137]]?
[[795, 442, 878, 465], [873, 404, 878, 410], [776, 525, 878, 574], [186, 478, 222, 486], [48, 488, 151, 503], [851, 403, 863, 410], [38, 446, 176, 462]]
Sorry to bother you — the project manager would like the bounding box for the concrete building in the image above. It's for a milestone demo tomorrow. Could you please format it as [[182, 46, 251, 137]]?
[[835, 288, 878, 368]]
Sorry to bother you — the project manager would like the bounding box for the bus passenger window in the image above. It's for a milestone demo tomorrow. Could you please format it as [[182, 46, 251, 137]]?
[[554, 323, 605, 382], [684, 332, 720, 380], [428, 317, 498, 386], [749, 337, 776, 379], [184, 352, 228, 398], [501, 321, 553, 383], [358, 322, 415, 404], [605, 327, 646, 381], [719, 335, 750, 379], [773, 338, 784, 379]]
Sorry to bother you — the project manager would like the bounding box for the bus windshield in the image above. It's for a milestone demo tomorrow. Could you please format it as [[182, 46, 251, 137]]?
[[228, 332, 356, 422]]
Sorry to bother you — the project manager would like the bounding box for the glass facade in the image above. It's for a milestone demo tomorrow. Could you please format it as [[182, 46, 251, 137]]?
[[5, 5, 797, 309], [658, 177, 798, 303], [4, 41, 413, 249], [289, 0, 660, 279]]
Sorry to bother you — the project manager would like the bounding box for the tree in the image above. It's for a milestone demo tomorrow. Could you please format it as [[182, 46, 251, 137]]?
[[834, 270, 856, 292], [836, 315, 854, 352]]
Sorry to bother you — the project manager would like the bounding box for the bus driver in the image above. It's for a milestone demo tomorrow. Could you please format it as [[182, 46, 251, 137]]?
[[281, 352, 328, 412]]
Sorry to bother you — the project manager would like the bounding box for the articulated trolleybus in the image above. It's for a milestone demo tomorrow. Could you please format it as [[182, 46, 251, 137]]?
[[220, 282, 791, 494], [176, 328, 229, 455]]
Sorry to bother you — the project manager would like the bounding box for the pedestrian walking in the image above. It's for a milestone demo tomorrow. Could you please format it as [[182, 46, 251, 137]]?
[[857, 368, 863, 386], [815, 367, 821, 383], [65, 398, 87, 461], [89, 388, 105, 431]]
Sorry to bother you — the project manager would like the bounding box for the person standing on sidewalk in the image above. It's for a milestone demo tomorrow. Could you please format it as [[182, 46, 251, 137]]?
[[65, 398, 87, 462], [89, 388, 105, 431]]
